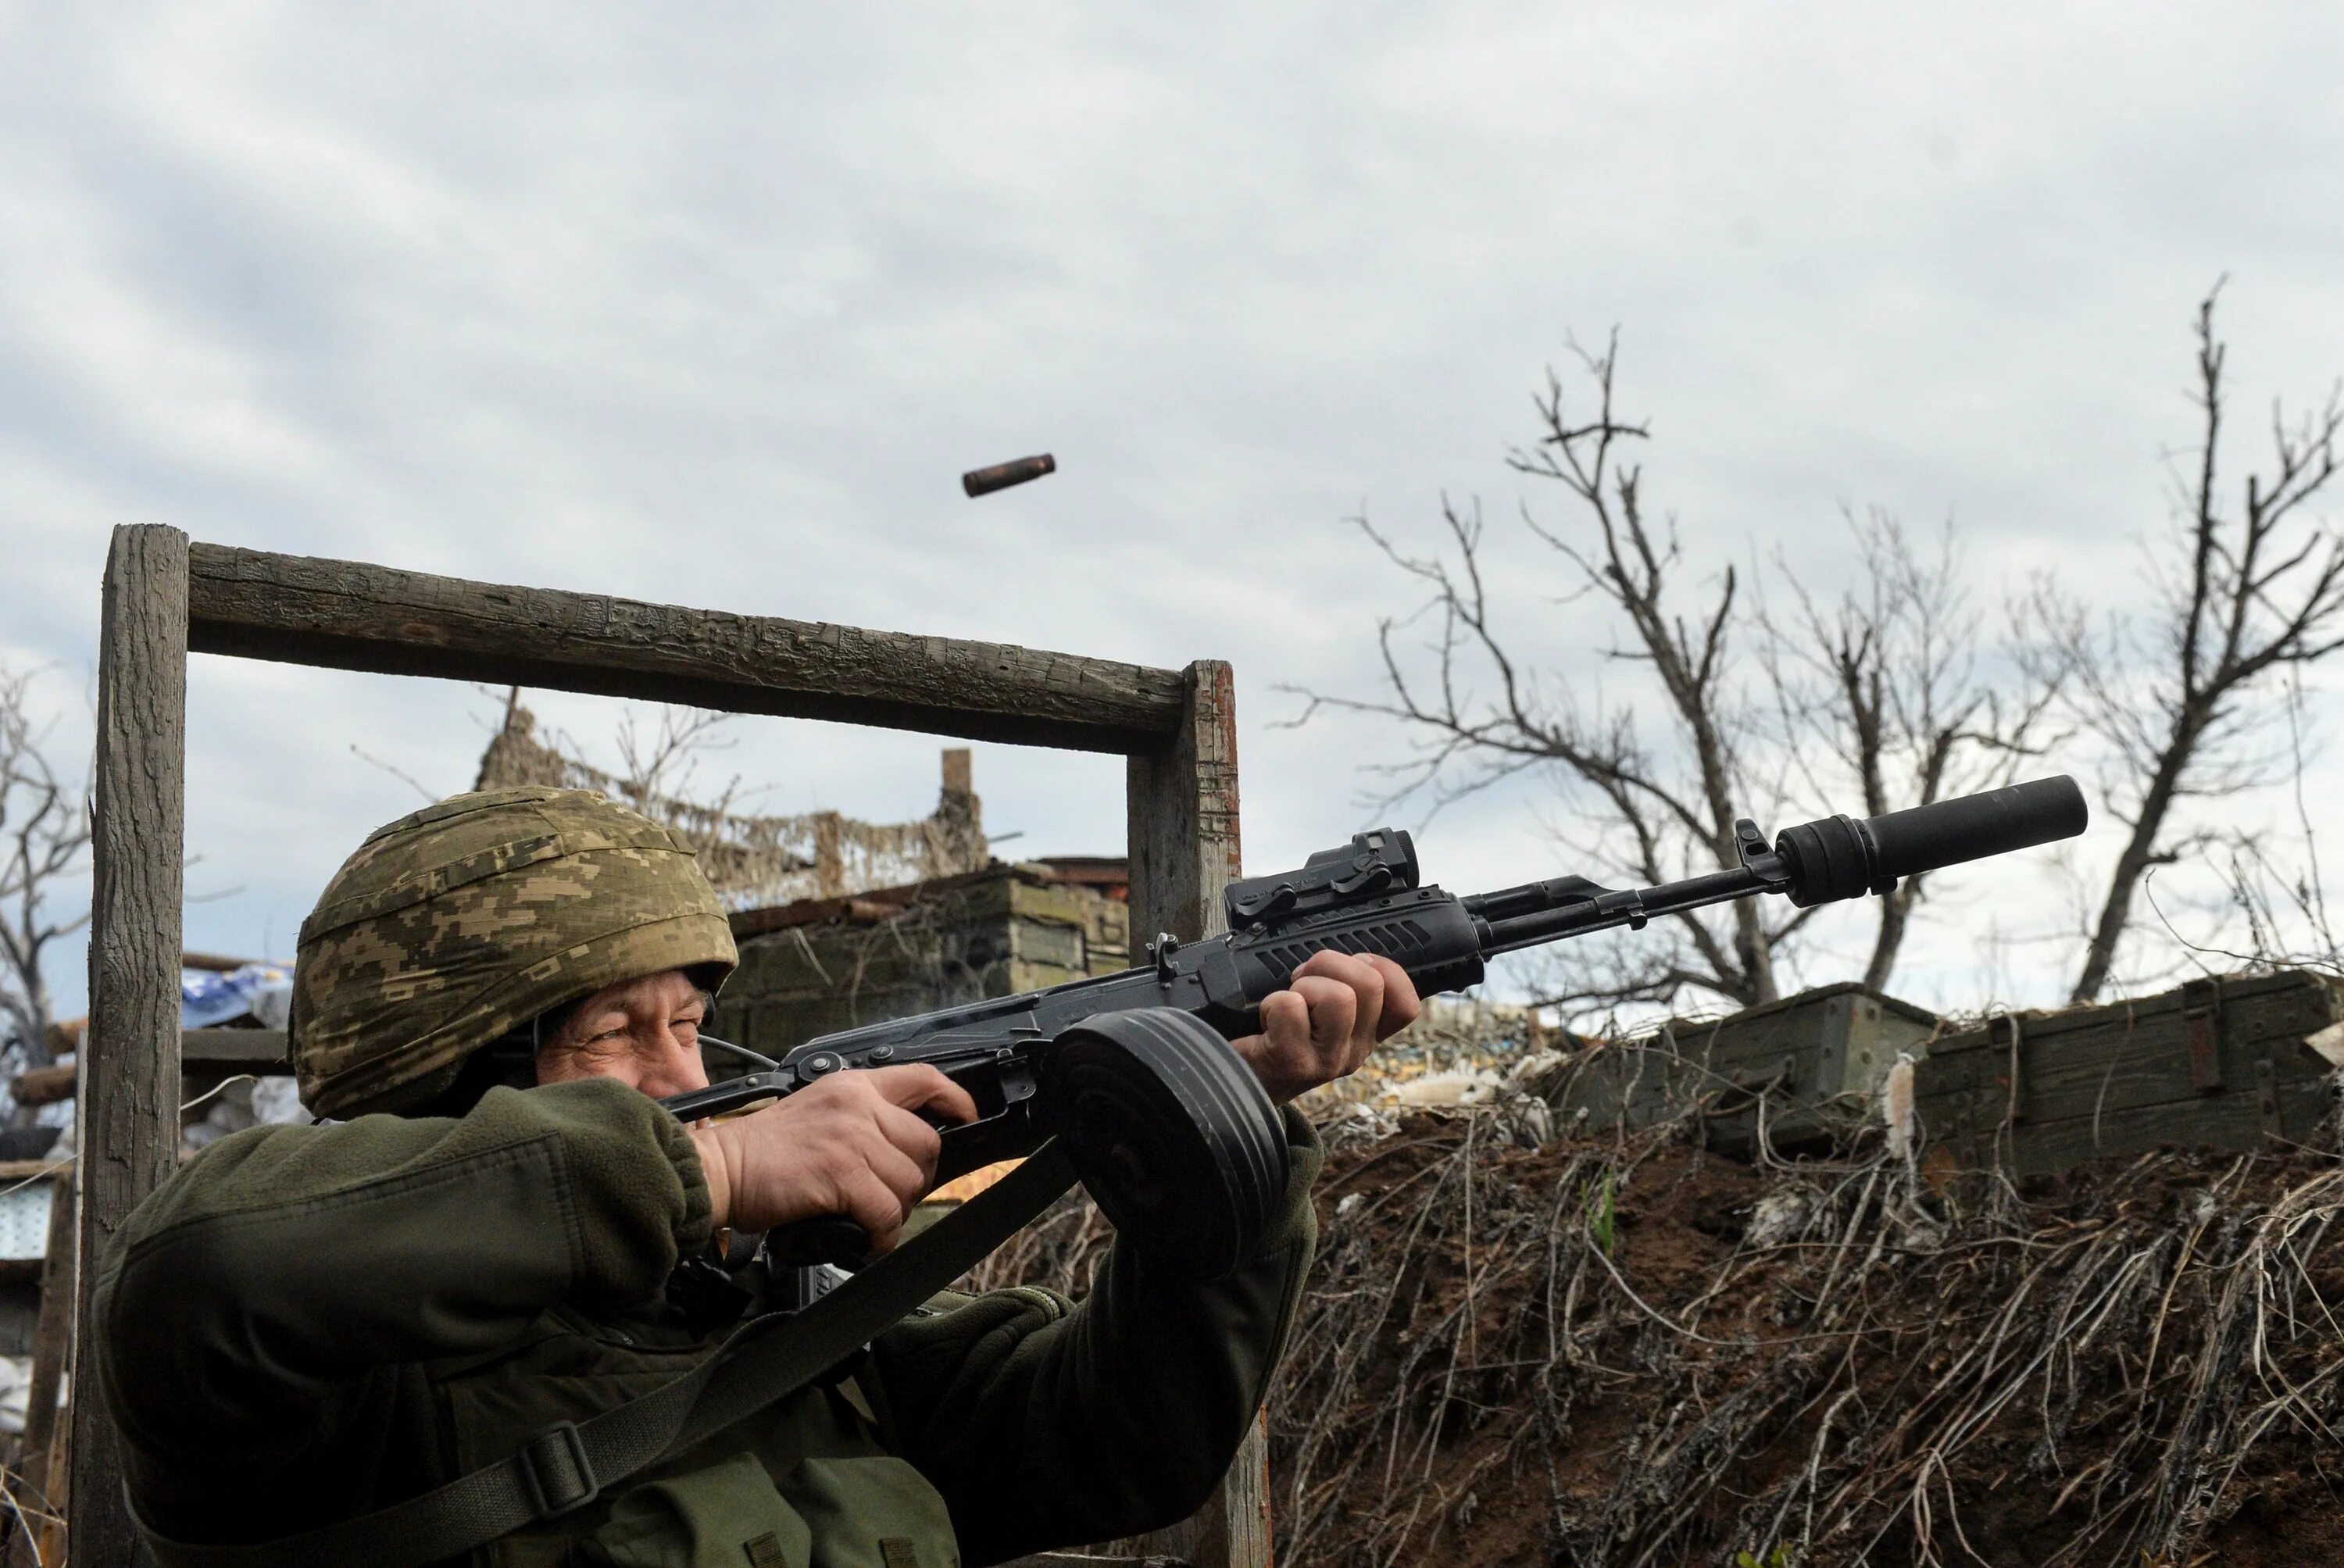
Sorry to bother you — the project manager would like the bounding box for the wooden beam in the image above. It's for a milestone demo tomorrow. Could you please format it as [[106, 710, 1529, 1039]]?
[[185, 543, 1187, 753], [14, 1031, 292, 1110], [76, 523, 190, 1568], [9, 1066, 73, 1109], [1122, 659, 1268, 1568], [180, 1028, 290, 1069]]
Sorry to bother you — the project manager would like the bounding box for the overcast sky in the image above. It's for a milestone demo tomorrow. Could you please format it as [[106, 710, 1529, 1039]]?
[[8, 3, 2344, 1026]]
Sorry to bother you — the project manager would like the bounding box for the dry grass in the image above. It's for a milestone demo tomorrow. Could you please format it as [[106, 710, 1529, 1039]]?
[[967, 1101, 2344, 1566]]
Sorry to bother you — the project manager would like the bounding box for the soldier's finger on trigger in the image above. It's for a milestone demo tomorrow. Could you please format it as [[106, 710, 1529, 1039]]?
[[869, 1063, 981, 1124], [874, 1103, 946, 1179]]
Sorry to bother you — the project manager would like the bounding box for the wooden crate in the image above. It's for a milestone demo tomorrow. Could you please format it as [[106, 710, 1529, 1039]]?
[[1544, 1032, 1682, 1138], [723, 864, 1131, 1058], [1551, 983, 1939, 1155], [1678, 983, 1940, 1156], [1913, 970, 2344, 1177]]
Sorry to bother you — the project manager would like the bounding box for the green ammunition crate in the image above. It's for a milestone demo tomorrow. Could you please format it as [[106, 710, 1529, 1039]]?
[[1544, 1031, 1683, 1138], [1912, 970, 2343, 1177], [1676, 983, 1941, 1156], [1551, 983, 1939, 1155]]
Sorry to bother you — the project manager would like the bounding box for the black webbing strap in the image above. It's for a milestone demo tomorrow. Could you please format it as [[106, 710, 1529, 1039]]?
[[132, 1144, 1081, 1568]]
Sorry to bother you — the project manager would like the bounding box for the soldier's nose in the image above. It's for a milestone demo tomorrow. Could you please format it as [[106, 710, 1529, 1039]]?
[[638, 1032, 711, 1098]]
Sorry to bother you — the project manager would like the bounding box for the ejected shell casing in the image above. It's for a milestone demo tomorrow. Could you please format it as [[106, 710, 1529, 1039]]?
[[962, 453, 1057, 497]]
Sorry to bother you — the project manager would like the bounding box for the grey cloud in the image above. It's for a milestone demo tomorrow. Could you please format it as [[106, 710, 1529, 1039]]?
[[5, 3, 2344, 1019]]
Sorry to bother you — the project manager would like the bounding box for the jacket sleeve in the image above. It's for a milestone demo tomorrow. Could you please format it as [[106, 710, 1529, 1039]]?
[[866, 1105, 1323, 1566], [93, 1077, 712, 1471]]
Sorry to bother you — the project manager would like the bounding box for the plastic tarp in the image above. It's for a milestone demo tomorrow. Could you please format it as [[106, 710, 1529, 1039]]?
[[181, 963, 295, 1030], [0, 1354, 29, 1435]]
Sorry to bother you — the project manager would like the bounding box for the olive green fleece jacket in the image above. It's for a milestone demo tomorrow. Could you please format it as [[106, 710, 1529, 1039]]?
[[93, 1077, 1322, 1568]]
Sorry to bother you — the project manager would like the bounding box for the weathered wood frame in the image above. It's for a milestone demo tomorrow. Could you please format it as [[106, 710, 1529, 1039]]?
[[76, 526, 1259, 1567]]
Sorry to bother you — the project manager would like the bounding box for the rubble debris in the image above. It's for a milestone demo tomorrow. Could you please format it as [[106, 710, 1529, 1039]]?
[[478, 708, 990, 908]]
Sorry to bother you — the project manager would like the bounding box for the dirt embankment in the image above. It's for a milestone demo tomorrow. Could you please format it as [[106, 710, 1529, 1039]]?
[[1271, 1109, 2344, 1567], [970, 1105, 2344, 1566]]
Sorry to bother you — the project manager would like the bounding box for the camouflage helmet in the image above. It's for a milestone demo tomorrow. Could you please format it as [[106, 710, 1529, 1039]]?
[[291, 787, 738, 1119]]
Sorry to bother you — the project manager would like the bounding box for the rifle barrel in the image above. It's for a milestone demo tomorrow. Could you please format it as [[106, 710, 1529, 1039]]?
[[1478, 864, 1775, 956]]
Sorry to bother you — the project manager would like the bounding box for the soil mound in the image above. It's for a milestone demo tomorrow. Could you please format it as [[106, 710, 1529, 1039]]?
[[976, 1106, 2344, 1566], [1279, 1109, 2344, 1566]]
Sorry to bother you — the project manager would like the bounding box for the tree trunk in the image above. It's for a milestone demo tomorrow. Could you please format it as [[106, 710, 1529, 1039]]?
[[1863, 885, 1913, 994], [2072, 723, 2198, 1003]]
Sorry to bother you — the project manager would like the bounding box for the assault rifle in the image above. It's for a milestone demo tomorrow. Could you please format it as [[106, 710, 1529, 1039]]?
[[666, 776, 2087, 1274]]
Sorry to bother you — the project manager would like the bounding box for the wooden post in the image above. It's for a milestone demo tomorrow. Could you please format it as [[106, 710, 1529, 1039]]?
[[1124, 659, 1269, 1568], [74, 524, 190, 1567], [22, 1171, 77, 1492], [11, 1170, 77, 1568]]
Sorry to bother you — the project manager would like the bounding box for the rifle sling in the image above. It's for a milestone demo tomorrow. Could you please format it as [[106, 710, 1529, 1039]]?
[[131, 1142, 1082, 1568]]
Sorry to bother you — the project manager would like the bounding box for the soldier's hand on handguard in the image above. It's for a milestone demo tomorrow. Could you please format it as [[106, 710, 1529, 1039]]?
[[688, 1066, 977, 1252], [1231, 950, 1422, 1105]]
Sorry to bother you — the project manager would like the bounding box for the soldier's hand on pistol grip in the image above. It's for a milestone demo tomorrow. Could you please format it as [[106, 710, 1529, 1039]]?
[[688, 1066, 979, 1250]]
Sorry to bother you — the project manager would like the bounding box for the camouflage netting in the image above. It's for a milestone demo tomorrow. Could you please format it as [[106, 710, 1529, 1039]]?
[[966, 1095, 2344, 1567]]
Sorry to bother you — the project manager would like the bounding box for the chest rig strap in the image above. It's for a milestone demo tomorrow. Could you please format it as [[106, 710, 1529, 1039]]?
[[130, 1143, 1082, 1568]]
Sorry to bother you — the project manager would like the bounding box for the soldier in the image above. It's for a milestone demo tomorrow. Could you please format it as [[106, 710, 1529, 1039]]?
[[95, 786, 1418, 1566]]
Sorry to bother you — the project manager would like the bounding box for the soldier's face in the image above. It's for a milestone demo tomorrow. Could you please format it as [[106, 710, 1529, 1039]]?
[[533, 969, 713, 1099]]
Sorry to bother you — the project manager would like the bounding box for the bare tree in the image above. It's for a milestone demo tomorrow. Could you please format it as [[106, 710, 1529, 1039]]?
[[1288, 335, 1783, 1012], [471, 685, 743, 820], [1290, 337, 2052, 1016], [613, 702, 741, 819], [1758, 511, 2063, 990], [2032, 286, 2344, 1003], [0, 664, 91, 1065]]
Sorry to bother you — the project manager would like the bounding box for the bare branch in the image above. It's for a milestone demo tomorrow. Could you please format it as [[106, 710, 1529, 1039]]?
[[0, 663, 92, 1071], [2055, 284, 2344, 1001], [1759, 509, 2069, 990], [1299, 337, 2072, 1012]]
